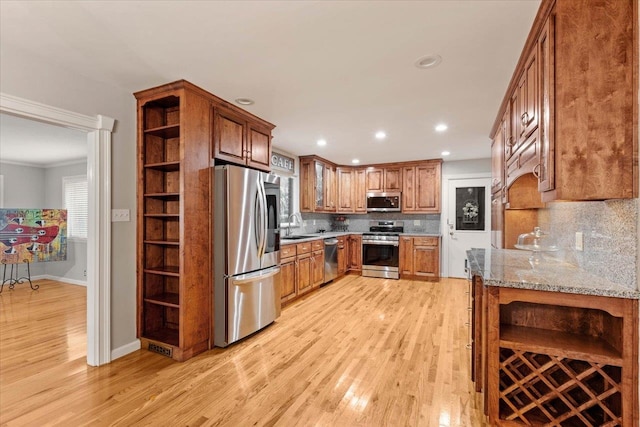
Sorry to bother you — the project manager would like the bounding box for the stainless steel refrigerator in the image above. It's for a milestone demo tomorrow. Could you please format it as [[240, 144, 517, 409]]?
[[213, 164, 281, 347]]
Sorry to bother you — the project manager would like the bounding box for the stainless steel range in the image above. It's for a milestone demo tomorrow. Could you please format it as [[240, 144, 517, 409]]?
[[362, 220, 404, 279]]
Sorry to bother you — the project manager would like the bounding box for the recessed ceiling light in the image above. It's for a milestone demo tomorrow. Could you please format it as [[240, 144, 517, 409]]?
[[235, 98, 254, 106], [435, 123, 448, 132], [352, 159, 360, 164], [317, 139, 327, 146], [375, 131, 386, 140], [441, 151, 451, 156], [415, 54, 442, 69]]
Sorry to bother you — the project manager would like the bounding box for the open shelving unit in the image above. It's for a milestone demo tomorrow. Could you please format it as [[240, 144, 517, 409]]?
[[140, 95, 182, 349], [135, 82, 213, 361], [487, 287, 638, 427]]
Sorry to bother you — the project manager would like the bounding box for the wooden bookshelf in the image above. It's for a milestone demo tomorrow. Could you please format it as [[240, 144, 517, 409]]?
[[135, 82, 212, 362]]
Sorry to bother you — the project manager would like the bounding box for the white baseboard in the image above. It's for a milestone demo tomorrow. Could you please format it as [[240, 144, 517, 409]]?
[[111, 340, 141, 361], [32, 274, 87, 287]]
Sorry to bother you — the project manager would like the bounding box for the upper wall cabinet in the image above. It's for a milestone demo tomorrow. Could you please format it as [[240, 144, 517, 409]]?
[[299, 156, 337, 213], [337, 167, 366, 214], [365, 166, 402, 193], [490, 0, 637, 201], [213, 106, 274, 172], [402, 160, 442, 213], [301, 157, 441, 214]]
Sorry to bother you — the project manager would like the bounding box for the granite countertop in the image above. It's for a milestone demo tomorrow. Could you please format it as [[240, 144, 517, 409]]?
[[466, 248, 640, 300], [282, 231, 441, 244]]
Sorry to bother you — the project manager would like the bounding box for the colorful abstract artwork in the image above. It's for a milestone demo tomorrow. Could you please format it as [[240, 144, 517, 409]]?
[[0, 209, 67, 264]]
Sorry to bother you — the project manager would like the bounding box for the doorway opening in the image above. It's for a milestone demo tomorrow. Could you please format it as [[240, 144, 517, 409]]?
[[0, 93, 114, 366]]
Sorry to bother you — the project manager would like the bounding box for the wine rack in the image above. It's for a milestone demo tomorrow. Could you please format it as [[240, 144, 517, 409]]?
[[485, 286, 638, 426], [499, 349, 622, 426]]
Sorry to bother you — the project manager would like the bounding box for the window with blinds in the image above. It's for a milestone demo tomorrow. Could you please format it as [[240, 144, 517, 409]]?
[[63, 175, 88, 240]]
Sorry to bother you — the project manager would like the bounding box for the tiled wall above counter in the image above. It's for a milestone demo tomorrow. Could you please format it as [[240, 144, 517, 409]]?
[[537, 198, 638, 290], [296, 212, 441, 235]]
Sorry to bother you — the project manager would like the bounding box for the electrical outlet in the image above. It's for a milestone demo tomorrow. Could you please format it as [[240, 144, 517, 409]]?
[[111, 209, 130, 222], [575, 232, 583, 251], [83, 269, 87, 277], [413, 220, 421, 226]]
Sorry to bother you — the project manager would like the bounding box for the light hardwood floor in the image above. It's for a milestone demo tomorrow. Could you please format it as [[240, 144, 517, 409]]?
[[0, 276, 488, 426]]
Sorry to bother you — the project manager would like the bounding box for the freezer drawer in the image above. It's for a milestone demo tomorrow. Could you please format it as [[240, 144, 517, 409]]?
[[214, 266, 281, 347]]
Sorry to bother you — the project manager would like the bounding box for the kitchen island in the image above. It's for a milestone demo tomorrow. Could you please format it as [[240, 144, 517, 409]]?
[[467, 248, 639, 427]]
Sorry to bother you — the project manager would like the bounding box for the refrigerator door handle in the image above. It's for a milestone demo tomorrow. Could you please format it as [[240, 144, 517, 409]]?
[[233, 267, 281, 284], [258, 179, 268, 258], [255, 184, 264, 259]]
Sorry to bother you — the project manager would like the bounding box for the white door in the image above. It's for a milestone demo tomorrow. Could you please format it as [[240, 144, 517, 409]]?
[[446, 178, 491, 278]]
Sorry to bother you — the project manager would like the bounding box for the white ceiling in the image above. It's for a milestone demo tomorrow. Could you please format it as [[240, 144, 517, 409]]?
[[0, 1, 540, 166], [0, 113, 87, 167]]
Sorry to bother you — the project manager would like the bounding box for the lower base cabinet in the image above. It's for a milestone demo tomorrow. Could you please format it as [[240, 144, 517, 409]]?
[[337, 236, 346, 276], [346, 235, 362, 272], [280, 240, 324, 306], [471, 277, 639, 426], [399, 236, 440, 281]]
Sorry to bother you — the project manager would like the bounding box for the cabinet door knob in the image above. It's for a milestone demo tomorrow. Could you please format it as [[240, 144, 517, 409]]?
[[521, 112, 529, 126], [506, 136, 516, 147]]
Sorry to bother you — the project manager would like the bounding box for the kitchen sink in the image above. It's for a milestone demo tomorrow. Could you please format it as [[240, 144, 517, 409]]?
[[281, 234, 318, 240]]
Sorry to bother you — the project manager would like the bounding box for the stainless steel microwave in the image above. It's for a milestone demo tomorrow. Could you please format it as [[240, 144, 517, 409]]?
[[366, 192, 401, 212]]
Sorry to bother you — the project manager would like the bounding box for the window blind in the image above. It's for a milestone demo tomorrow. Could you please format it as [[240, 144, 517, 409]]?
[[63, 175, 88, 240]]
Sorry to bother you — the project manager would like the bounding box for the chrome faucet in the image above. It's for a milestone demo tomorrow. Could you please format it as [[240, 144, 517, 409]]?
[[285, 213, 302, 237]]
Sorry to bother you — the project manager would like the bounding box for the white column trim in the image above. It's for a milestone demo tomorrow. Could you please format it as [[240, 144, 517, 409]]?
[[0, 92, 114, 366]]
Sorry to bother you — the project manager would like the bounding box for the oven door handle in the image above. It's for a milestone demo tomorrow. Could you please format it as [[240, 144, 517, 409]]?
[[362, 240, 399, 247]]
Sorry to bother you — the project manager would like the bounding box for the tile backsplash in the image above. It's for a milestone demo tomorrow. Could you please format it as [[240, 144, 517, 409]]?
[[537, 198, 638, 289], [297, 213, 441, 234]]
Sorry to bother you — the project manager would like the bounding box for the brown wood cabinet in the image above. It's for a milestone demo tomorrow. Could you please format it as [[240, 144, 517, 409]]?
[[478, 283, 639, 426], [365, 166, 402, 192], [402, 160, 442, 213], [135, 80, 275, 361], [491, 0, 637, 202], [337, 168, 367, 214], [399, 235, 440, 281], [281, 240, 325, 307], [491, 118, 505, 195], [213, 107, 273, 172], [280, 245, 297, 305], [516, 48, 538, 146], [346, 234, 362, 272], [302, 158, 441, 214], [296, 242, 313, 296], [299, 156, 337, 213], [337, 236, 346, 277], [135, 81, 212, 362], [310, 240, 325, 287]]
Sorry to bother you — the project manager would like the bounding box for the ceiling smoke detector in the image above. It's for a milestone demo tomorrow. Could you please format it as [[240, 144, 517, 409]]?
[[415, 55, 442, 69], [235, 98, 254, 106]]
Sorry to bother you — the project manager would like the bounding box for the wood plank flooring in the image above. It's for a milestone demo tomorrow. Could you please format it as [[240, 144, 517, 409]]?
[[0, 276, 488, 426]]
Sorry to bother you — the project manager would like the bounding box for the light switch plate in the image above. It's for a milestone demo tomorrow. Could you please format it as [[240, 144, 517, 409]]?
[[111, 209, 130, 222], [575, 231, 583, 251]]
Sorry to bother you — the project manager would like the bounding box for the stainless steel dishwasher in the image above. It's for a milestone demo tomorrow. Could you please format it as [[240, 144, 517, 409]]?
[[324, 238, 338, 283]]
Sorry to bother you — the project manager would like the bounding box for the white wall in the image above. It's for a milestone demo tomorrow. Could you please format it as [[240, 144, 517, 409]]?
[[0, 162, 46, 208], [1, 45, 137, 351], [442, 158, 491, 176]]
